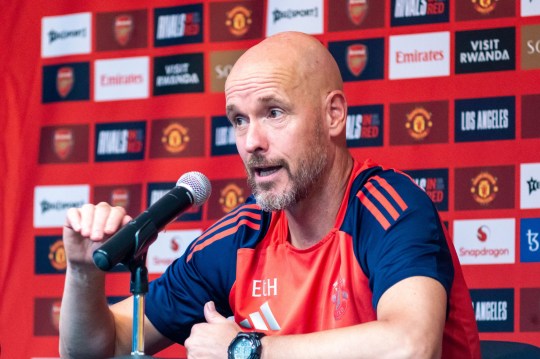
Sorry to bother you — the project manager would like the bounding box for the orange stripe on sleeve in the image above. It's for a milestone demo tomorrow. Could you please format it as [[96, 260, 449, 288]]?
[[357, 190, 391, 230], [186, 219, 261, 262], [189, 205, 261, 250], [364, 181, 399, 220], [372, 176, 408, 211]]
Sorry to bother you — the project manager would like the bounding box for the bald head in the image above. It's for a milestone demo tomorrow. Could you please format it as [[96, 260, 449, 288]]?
[[225, 32, 343, 97]]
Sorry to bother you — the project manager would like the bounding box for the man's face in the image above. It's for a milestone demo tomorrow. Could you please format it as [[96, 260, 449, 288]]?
[[225, 63, 328, 212]]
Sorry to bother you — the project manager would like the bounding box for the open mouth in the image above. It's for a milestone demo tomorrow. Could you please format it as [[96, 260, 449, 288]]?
[[254, 165, 282, 177]]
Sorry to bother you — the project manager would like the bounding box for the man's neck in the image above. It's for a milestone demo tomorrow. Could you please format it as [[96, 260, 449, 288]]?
[[285, 153, 354, 249]]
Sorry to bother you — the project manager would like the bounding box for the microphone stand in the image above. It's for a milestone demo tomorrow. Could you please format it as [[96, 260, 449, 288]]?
[[115, 219, 159, 359]]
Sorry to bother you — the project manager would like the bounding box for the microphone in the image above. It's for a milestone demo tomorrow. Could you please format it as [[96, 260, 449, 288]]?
[[92, 171, 211, 271]]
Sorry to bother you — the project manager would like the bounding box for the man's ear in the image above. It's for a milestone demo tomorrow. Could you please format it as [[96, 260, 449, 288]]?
[[325, 90, 348, 137]]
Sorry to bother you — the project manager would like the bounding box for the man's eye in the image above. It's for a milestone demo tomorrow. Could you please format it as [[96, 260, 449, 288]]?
[[269, 109, 283, 118], [233, 116, 248, 127]]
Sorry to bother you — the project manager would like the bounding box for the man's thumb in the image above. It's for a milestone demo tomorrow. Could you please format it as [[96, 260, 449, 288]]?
[[204, 301, 227, 323]]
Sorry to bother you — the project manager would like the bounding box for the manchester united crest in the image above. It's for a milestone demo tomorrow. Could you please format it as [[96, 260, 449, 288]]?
[[219, 183, 244, 213], [162, 123, 190, 153], [472, 0, 497, 14], [331, 276, 349, 320], [56, 66, 74, 98], [348, 0, 368, 26], [53, 128, 74, 160], [405, 107, 432, 140], [347, 44, 368, 77], [225, 6, 252, 37], [48, 239, 67, 271], [114, 14, 134, 46], [471, 171, 498, 205]]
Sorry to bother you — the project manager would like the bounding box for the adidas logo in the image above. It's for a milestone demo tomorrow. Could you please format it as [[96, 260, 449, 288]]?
[[239, 301, 281, 331]]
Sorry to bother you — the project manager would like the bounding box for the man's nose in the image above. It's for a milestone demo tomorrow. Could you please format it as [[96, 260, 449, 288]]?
[[244, 120, 268, 153]]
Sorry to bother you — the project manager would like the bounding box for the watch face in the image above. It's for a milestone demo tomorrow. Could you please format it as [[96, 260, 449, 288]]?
[[233, 337, 254, 359]]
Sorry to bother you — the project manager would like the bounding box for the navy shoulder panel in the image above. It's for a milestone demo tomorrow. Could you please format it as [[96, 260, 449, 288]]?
[[341, 167, 454, 308], [146, 195, 271, 344]]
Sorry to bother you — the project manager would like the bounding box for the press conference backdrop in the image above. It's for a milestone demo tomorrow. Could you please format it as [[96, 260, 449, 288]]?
[[1, 0, 540, 358]]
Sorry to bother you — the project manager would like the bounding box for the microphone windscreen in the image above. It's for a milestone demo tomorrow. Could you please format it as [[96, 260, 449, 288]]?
[[177, 171, 211, 206]]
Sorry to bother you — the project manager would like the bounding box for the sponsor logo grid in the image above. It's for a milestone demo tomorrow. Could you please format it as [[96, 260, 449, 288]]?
[[28, 1, 540, 355]]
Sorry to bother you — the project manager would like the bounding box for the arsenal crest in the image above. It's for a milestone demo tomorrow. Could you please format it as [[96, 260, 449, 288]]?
[[348, 0, 368, 26], [51, 300, 62, 331], [111, 188, 130, 208], [56, 67, 74, 98], [114, 14, 134, 46], [53, 128, 74, 160], [347, 44, 368, 77]]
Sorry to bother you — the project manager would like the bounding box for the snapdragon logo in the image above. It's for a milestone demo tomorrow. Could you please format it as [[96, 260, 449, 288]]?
[[147, 229, 202, 274], [453, 218, 515, 265]]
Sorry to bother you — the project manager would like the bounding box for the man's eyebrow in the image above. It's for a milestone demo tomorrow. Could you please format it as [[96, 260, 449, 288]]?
[[258, 96, 281, 105], [226, 104, 236, 115]]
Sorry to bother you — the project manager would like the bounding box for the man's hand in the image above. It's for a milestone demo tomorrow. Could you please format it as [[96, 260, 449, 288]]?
[[63, 202, 132, 270], [185, 301, 241, 359]]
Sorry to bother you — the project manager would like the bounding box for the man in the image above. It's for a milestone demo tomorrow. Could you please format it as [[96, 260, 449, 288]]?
[[60, 32, 480, 358]]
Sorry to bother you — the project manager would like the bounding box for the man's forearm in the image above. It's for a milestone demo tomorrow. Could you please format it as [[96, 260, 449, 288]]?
[[260, 320, 441, 359], [59, 266, 117, 358]]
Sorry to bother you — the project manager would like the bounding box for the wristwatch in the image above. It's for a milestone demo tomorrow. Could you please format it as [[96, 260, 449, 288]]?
[[228, 332, 265, 359]]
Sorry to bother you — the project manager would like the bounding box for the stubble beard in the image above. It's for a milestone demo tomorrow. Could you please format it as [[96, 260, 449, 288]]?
[[246, 123, 328, 212]]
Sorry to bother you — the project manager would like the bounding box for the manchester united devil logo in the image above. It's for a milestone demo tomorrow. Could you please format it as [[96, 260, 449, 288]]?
[[405, 107, 432, 140], [225, 6, 252, 37], [331, 277, 349, 320], [470, 171, 498, 205]]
